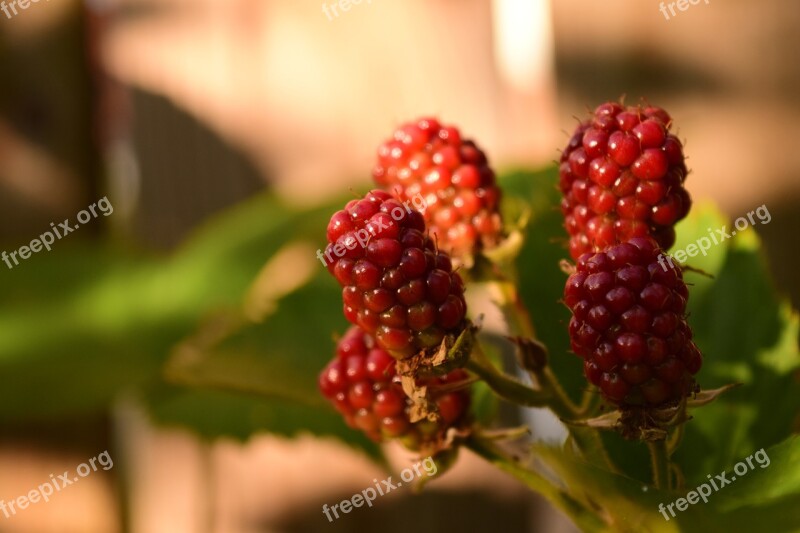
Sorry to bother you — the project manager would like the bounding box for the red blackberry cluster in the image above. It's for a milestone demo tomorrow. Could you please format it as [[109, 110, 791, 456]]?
[[563, 238, 702, 407], [372, 117, 502, 260], [559, 102, 691, 260], [319, 326, 471, 448], [323, 190, 467, 359]]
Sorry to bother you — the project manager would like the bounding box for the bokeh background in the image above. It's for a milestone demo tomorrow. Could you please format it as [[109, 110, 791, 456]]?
[[0, 0, 798, 531]]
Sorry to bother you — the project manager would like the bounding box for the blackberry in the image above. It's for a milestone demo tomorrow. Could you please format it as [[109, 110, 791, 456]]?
[[319, 326, 471, 448], [323, 190, 467, 358], [559, 102, 691, 260], [563, 237, 702, 407], [372, 117, 502, 260]]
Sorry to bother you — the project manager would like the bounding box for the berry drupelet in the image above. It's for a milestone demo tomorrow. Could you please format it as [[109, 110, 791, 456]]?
[[559, 102, 692, 260], [563, 237, 702, 408], [372, 117, 502, 260], [323, 190, 467, 359], [319, 326, 471, 449]]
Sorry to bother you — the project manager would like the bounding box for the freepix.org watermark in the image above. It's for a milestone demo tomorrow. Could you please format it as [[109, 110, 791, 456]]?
[[657, 203, 770, 272], [316, 193, 426, 268], [658, 448, 770, 521], [322, 0, 374, 22], [322, 456, 438, 522], [1, 450, 113, 519], [1, 196, 114, 270], [1, 0, 50, 21], [659, 0, 710, 21]]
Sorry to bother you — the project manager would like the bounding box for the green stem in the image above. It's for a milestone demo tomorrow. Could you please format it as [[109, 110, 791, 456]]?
[[495, 278, 537, 339], [465, 435, 605, 531], [494, 280, 580, 418], [466, 345, 551, 407], [667, 423, 685, 456], [490, 278, 619, 473], [670, 463, 685, 491], [648, 439, 670, 490], [578, 388, 601, 416], [538, 366, 581, 420]]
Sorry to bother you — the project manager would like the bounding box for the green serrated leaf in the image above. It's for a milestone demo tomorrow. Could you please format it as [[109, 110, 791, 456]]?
[[165, 272, 346, 406], [144, 386, 383, 461], [532, 436, 800, 533], [675, 233, 800, 484], [534, 443, 680, 533], [0, 190, 350, 428]]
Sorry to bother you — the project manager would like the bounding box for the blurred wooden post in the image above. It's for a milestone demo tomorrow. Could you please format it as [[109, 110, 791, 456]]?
[[491, 0, 559, 163]]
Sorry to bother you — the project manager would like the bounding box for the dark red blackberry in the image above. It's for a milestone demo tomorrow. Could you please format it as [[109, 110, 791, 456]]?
[[563, 237, 702, 407], [322, 190, 468, 358], [372, 117, 502, 260], [319, 326, 471, 449], [559, 102, 692, 260]]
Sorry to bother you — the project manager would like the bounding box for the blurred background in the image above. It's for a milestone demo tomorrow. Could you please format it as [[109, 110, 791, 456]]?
[[0, 0, 798, 531]]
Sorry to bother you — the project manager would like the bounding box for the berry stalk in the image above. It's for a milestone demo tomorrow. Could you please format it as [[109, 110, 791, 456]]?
[[484, 275, 618, 472], [490, 277, 581, 420], [464, 341, 551, 407], [648, 439, 670, 490]]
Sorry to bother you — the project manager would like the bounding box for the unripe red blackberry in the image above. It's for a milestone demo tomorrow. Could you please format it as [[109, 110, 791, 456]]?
[[322, 190, 468, 358], [563, 238, 702, 407], [372, 117, 502, 260], [559, 102, 692, 260], [319, 326, 471, 448]]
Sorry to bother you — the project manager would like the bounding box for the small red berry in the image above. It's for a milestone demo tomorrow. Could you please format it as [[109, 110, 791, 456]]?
[[563, 238, 702, 407], [373, 118, 503, 259], [324, 191, 468, 358], [559, 102, 691, 259], [319, 327, 471, 448]]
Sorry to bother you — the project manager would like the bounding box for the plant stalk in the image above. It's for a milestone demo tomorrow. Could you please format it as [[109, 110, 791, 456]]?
[[464, 435, 605, 531], [489, 278, 619, 473], [648, 439, 670, 490], [466, 344, 551, 407]]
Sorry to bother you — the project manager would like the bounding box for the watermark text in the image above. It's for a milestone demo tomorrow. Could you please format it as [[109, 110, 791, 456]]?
[[322, 0, 374, 22], [2, 196, 114, 270], [658, 448, 769, 521], [659, 0, 710, 21], [322, 456, 437, 522], [316, 193, 426, 268], [1, 450, 114, 519], [658, 203, 770, 271]]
